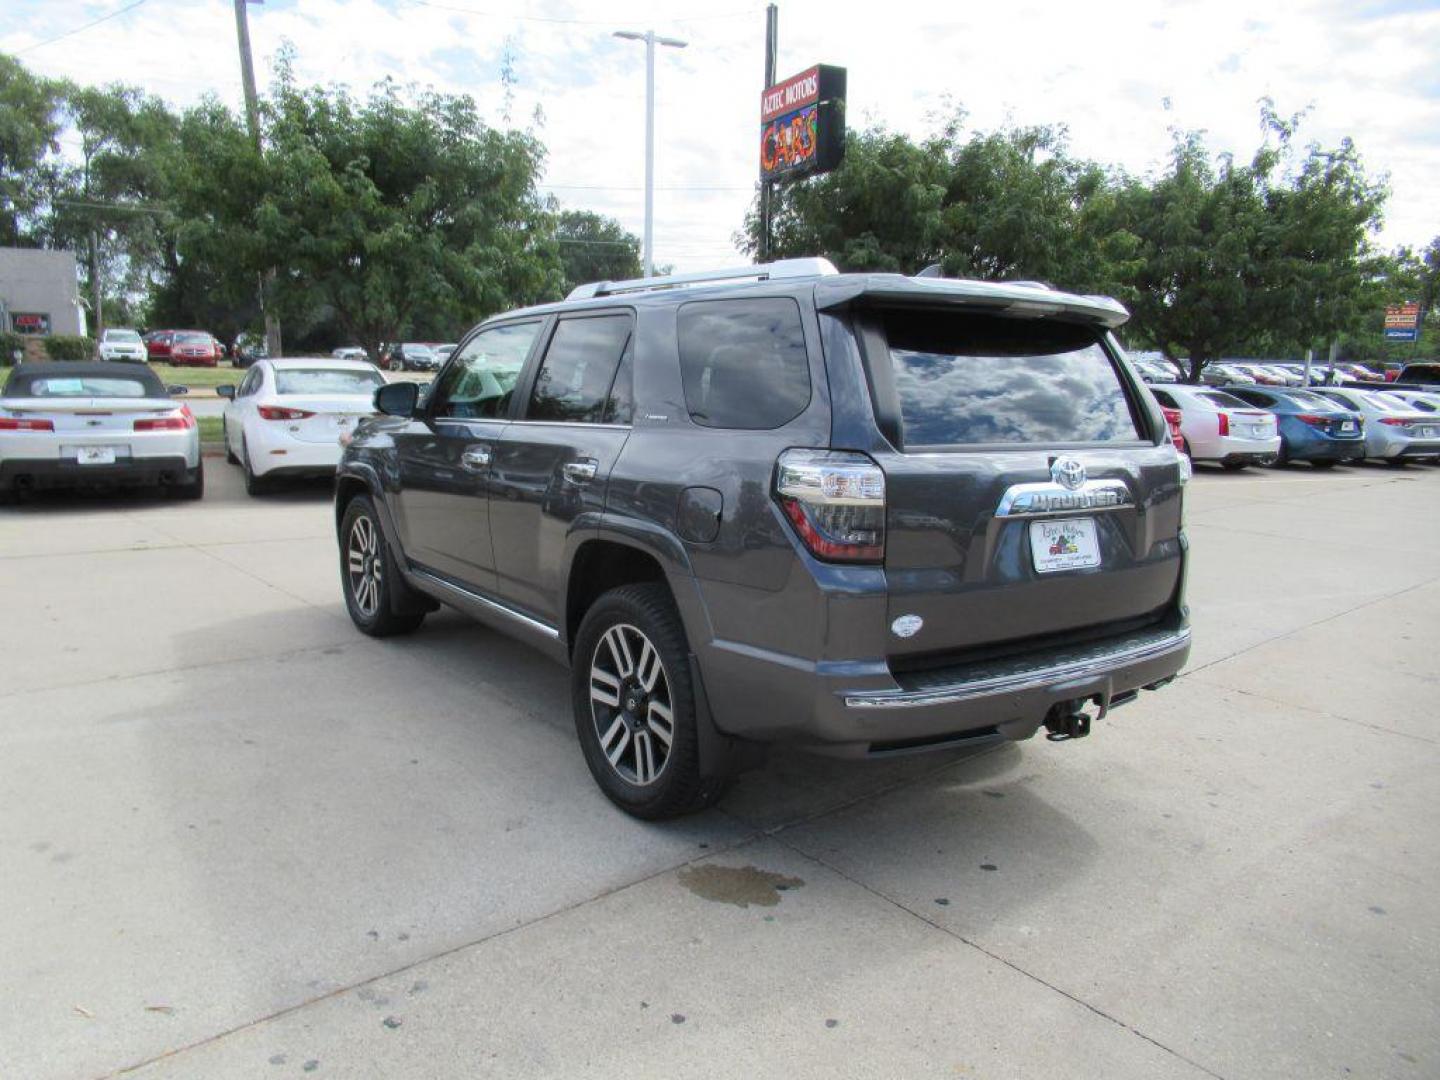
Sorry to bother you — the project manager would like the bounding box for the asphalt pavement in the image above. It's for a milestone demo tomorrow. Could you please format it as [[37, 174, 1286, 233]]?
[[1, 461, 1436, 1079]]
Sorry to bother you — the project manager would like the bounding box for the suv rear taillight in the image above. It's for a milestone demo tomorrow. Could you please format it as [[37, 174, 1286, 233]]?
[[0, 417, 54, 431], [258, 405, 315, 421], [775, 449, 885, 563], [134, 406, 195, 431], [1216, 412, 1230, 436]]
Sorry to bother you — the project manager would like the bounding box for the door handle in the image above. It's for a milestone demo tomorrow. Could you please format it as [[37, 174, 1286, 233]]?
[[562, 459, 598, 485], [460, 445, 492, 471]]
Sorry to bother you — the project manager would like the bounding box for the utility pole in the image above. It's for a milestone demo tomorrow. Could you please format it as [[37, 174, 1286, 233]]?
[[614, 29, 687, 278], [759, 4, 778, 263], [89, 228, 103, 340], [233, 0, 281, 358]]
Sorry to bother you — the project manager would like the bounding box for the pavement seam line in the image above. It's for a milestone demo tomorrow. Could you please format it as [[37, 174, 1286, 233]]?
[[1185, 675, 1440, 746], [1179, 571, 1440, 681], [769, 835, 1230, 1080], [101, 829, 769, 1079]]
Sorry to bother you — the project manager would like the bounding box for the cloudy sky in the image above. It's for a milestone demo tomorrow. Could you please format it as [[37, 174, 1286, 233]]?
[[6, 0, 1438, 272]]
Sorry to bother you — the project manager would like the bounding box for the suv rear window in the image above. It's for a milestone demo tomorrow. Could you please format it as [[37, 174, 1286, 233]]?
[[677, 298, 810, 429], [882, 310, 1142, 446]]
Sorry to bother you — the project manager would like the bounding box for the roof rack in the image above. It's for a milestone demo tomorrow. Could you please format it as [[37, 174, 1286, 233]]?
[[565, 257, 838, 301]]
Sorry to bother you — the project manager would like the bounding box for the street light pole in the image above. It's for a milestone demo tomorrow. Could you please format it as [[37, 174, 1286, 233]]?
[[233, 0, 282, 358], [614, 29, 687, 278]]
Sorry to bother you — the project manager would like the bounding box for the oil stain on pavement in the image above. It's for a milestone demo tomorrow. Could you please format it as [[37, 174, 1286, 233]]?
[[677, 864, 805, 908]]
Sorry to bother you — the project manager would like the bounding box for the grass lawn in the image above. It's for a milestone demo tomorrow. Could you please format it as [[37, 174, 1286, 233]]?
[[150, 362, 243, 389], [196, 415, 224, 444]]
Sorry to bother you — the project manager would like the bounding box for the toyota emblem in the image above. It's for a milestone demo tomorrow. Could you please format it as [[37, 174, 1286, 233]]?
[[1051, 458, 1086, 490]]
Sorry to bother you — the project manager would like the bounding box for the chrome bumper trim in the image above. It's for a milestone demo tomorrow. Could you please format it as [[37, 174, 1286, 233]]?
[[843, 628, 1191, 710]]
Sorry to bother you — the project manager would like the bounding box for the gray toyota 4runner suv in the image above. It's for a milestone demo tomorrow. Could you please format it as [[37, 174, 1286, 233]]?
[[335, 258, 1192, 819]]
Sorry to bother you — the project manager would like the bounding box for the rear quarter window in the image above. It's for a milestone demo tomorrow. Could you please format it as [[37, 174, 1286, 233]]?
[[882, 310, 1142, 446], [677, 297, 810, 429]]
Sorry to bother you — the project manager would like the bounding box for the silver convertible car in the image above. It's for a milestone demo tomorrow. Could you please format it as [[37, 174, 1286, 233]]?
[[0, 362, 203, 501]]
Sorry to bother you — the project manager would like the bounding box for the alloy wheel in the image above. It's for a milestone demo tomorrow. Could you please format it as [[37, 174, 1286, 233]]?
[[589, 623, 674, 787], [347, 514, 383, 617]]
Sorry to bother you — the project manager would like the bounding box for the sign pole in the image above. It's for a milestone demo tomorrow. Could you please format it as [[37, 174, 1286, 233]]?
[[759, 3, 778, 263]]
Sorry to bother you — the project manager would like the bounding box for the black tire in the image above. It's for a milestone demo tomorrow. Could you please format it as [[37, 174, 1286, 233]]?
[[389, 357, 405, 372], [1310, 459, 1338, 470], [170, 461, 205, 500], [570, 582, 729, 820], [241, 438, 267, 496], [339, 495, 426, 637], [223, 420, 239, 465]]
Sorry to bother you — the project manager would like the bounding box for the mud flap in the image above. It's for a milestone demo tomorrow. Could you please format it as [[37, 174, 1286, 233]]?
[[689, 654, 767, 779]]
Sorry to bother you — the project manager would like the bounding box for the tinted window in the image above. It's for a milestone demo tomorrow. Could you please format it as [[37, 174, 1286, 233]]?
[[105, 330, 142, 343], [1150, 390, 1177, 409], [1229, 390, 1273, 406], [677, 298, 810, 429], [1283, 390, 1339, 410], [275, 368, 383, 395], [11, 376, 157, 398], [884, 311, 1142, 446], [1362, 392, 1407, 412], [602, 338, 634, 425], [527, 314, 632, 424], [433, 321, 541, 419]]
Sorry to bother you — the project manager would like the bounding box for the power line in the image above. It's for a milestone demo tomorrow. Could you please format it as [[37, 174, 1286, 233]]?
[[545, 183, 754, 192], [16, 0, 149, 56], [411, 1, 759, 26]]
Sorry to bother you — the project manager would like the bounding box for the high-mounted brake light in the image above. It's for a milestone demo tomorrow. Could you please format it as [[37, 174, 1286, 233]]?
[[134, 405, 196, 432], [775, 449, 885, 563], [258, 405, 315, 421], [0, 417, 54, 432]]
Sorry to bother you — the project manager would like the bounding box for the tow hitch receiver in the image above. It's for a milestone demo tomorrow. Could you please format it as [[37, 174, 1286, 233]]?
[[1045, 706, 1092, 742]]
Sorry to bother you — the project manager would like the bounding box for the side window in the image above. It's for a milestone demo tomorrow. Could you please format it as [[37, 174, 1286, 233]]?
[[602, 337, 634, 425], [677, 297, 810, 429], [526, 313, 632, 424], [431, 321, 541, 420], [1151, 390, 1176, 409], [239, 368, 262, 397]]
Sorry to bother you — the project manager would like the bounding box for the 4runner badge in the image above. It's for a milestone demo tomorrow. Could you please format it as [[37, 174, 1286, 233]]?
[[1051, 458, 1086, 490]]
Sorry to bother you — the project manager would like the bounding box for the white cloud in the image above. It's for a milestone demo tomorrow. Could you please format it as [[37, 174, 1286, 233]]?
[[7, 0, 1438, 273]]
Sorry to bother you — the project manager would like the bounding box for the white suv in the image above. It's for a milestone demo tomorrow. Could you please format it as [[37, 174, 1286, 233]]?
[[97, 328, 147, 363]]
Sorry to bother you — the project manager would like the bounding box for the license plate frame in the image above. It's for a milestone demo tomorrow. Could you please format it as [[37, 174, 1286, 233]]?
[[76, 446, 119, 466], [1030, 517, 1102, 574]]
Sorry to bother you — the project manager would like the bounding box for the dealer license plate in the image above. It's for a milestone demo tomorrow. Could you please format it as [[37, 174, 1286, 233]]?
[[1340, 421, 1357, 433], [1422, 426, 1437, 438], [77, 446, 118, 466], [1030, 517, 1102, 574]]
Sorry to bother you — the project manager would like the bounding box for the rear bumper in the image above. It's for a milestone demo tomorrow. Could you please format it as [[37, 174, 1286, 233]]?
[[699, 617, 1191, 757], [247, 429, 345, 477], [1381, 439, 1440, 459], [1282, 430, 1365, 460], [0, 454, 194, 490]]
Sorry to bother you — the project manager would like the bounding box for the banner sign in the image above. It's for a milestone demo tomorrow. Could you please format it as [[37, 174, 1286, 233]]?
[[11, 312, 51, 336], [1384, 301, 1421, 342], [759, 64, 846, 182]]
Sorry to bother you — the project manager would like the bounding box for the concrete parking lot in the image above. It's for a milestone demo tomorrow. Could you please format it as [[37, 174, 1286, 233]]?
[[1, 461, 1437, 1080]]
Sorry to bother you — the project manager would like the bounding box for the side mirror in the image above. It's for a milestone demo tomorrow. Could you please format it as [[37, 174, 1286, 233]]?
[[375, 380, 420, 417], [216, 385, 235, 399], [168, 385, 189, 396]]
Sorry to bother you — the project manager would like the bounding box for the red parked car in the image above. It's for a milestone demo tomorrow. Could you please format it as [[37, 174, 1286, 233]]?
[[144, 330, 175, 361], [167, 331, 222, 367]]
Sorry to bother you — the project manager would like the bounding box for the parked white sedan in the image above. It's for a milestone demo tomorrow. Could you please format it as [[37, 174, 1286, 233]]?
[[0, 362, 202, 500], [219, 358, 384, 495], [1149, 385, 1281, 469]]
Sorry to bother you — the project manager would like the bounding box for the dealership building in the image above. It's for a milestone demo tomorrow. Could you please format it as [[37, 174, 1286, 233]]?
[[0, 247, 86, 340]]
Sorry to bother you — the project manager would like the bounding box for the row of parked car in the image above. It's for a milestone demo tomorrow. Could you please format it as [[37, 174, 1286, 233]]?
[[97, 327, 232, 367], [1130, 354, 1416, 389], [1148, 380, 1440, 468], [330, 343, 458, 372]]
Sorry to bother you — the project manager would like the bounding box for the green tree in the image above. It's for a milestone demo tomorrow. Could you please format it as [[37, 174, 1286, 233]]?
[[255, 69, 562, 360], [555, 209, 641, 293], [0, 53, 64, 245], [1111, 108, 1386, 381]]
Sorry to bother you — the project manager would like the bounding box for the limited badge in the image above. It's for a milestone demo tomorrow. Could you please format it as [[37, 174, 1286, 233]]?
[[891, 614, 923, 638]]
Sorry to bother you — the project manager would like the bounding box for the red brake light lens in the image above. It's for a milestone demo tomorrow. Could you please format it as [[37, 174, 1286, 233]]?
[[0, 417, 55, 432], [776, 449, 885, 563], [258, 405, 315, 421], [1217, 412, 1230, 436], [1378, 417, 1410, 427], [134, 406, 196, 432]]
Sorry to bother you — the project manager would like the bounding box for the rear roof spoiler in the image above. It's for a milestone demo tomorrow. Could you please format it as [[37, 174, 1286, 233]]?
[[813, 274, 1130, 328]]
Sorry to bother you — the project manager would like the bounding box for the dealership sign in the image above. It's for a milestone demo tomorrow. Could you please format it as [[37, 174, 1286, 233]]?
[[10, 312, 51, 336], [1384, 301, 1421, 342], [759, 64, 846, 182]]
